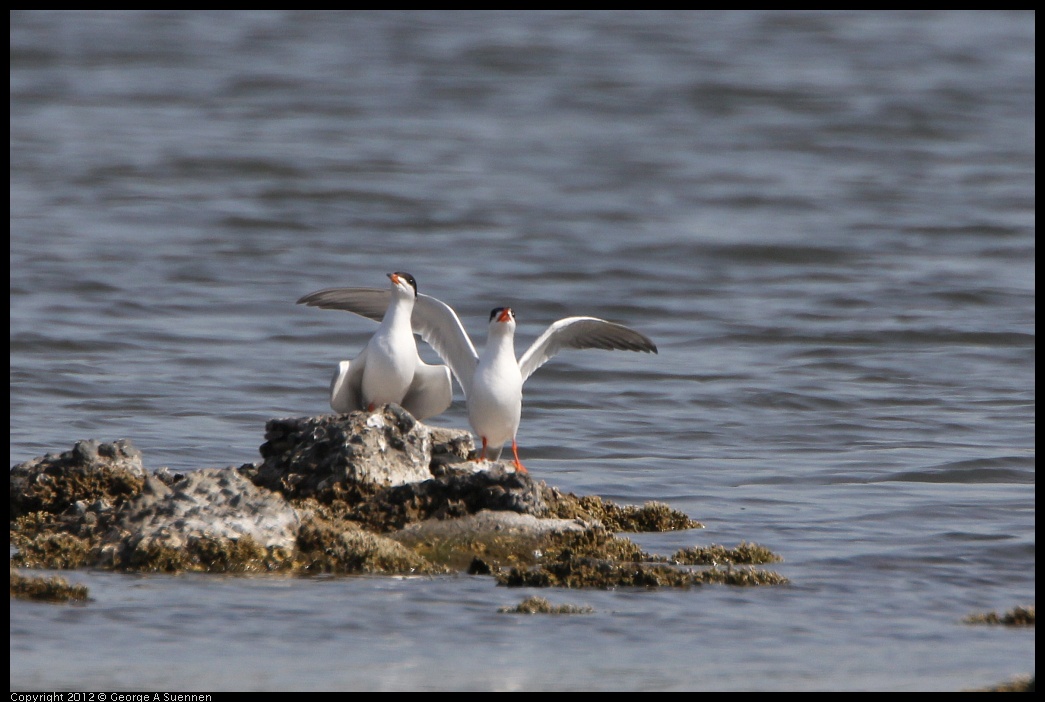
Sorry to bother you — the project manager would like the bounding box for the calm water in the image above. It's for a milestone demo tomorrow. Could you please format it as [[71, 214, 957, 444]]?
[[10, 10, 1034, 691]]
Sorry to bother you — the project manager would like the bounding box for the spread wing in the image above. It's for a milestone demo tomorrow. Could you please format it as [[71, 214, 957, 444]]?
[[296, 287, 390, 322], [297, 286, 481, 397], [517, 316, 657, 383], [411, 294, 480, 397]]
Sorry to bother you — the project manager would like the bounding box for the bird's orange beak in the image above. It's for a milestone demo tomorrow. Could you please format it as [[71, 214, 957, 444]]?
[[497, 307, 513, 323], [389, 273, 400, 285]]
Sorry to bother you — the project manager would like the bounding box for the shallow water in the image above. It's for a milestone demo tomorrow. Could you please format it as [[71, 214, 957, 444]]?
[[10, 10, 1034, 691]]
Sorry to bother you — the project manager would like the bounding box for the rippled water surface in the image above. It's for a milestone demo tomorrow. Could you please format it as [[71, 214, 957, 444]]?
[[10, 10, 1034, 691]]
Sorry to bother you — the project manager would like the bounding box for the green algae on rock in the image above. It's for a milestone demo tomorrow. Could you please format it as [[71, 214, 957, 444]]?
[[10, 531, 94, 570], [498, 557, 789, 589], [541, 490, 702, 532], [390, 509, 593, 572], [963, 605, 1035, 627], [960, 606, 1034, 692], [10, 439, 146, 519], [498, 596, 594, 614], [117, 534, 297, 574], [10, 569, 89, 603], [294, 514, 448, 575], [494, 529, 789, 589], [971, 675, 1035, 692], [671, 542, 783, 566]]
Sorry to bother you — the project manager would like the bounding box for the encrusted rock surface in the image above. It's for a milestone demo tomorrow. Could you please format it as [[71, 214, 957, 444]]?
[[252, 405, 474, 498], [10, 404, 788, 589], [346, 462, 548, 532], [108, 468, 301, 563], [10, 439, 147, 519]]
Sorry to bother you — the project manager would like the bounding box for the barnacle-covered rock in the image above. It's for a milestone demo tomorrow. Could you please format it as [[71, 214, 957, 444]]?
[[10, 404, 787, 589]]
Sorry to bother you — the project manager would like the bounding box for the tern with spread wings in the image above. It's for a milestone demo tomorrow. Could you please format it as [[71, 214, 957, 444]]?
[[297, 272, 452, 421], [298, 282, 656, 473]]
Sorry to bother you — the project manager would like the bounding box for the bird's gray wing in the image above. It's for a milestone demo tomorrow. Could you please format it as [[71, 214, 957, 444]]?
[[411, 293, 481, 397], [296, 287, 390, 322], [517, 316, 657, 383]]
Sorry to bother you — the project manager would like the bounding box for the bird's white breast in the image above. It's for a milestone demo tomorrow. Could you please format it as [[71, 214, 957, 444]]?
[[468, 340, 523, 447], [361, 309, 416, 407]]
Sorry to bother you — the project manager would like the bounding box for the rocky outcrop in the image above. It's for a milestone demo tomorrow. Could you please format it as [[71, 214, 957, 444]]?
[[9, 439, 147, 519], [101, 468, 302, 571], [10, 404, 788, 589], [252, 406, 456, 497]]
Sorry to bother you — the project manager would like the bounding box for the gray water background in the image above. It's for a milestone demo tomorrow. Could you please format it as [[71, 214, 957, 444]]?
[[9, 10, 1034, 691]]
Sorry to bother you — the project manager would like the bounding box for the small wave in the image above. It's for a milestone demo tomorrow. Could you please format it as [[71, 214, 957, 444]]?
[[882, 456, 1034, 484]]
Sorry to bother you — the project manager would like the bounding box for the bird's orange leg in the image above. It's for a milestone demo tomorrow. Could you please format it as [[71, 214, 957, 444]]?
[[511, 439, 527, 473], [472, 437, 489, 463]]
